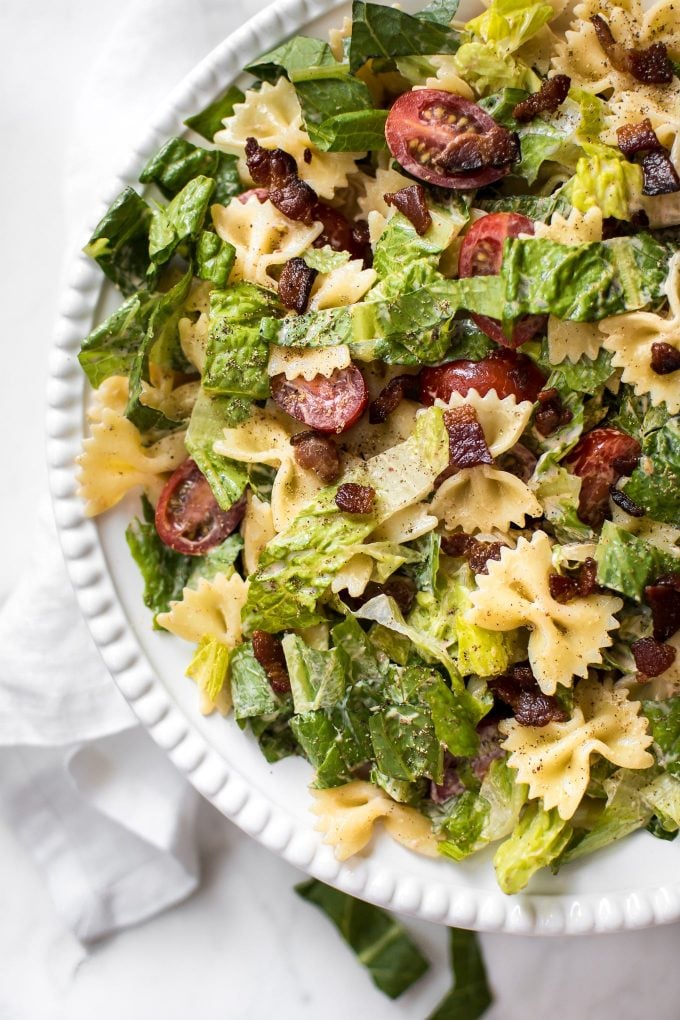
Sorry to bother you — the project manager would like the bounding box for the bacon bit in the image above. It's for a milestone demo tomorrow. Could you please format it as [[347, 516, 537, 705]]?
[[436, 125, 520, 174], [278, 257, 317, 313], [590, 15, 674, 84], [489, 663, 567, 727], [290, 431, 341, 484], [645, 574, 680, 642], [340, 576, 416, 616], [609, 485, 645, 517], [252, 630, 291, 694], [440, 532, 502, 574], [617, 119, 664, 157], [512, 75, 571, 122], [368, 374, 420, 424], [534, 387, 573, 437], [245, 137, 318, 222], [641, 150, 680, 195], [443, 406, 493, 469], [632, 636, 677, 677], [651, 341, 680, 374], [384, 184, 432, 235], [549, 573, 578, 603], [549, 558, 601, 603], [335, 482, 375, 514]]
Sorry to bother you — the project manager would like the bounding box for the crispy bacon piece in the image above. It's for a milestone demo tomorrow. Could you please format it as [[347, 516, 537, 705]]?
[[443, 406, 493, 469], [534, 387, 573, 437], [440, 533, 503, 574], [252, 631, 291, 694], [340, 576, 417, 616], [590, 15, 674, 84], [617, 118, 663, 157], [335, 482, 375, 514], [384, 183, 432, 235], [609, 485, 645, 517], [651, 341, 680, 374], [642, 150, 680, 195], [368, 374, 420, 425], [245, 137, 318, 222], [548, 558, 601, 603], [290, 431, 341, 484], [489, 663, 567, 727], [435, 125, 520, 174], [632, 636, 677, 677], [512, 75, 571, 122], [645, 573, 680, 642], [278, 257, 317, 313]]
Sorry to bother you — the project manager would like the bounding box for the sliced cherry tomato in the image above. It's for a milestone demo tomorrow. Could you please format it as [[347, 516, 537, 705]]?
[[458, 212, 547, 348], [271, 365, 368, 434], [419, 349, 546, 405], [385, 90, 515, 190], [566, 427, 642, 528], [155, 459, 247, 556], [312, 202, 370, 262]]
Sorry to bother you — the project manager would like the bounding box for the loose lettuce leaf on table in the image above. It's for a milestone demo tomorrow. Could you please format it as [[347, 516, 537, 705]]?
[[427, 927, 493, 1020], [623, 416, 680, 527], [148, 175, 215, 266], [139, 137, 242, 205], [184, 84, 245, 142], [203, 283, 282, 399], [185, 389, 250, 509], [83, 187, 153, 296], [295, 879, 429, 999], [493, 801, 573, 893], [349, 0, 461, 73], [595, 521, 680, 601]]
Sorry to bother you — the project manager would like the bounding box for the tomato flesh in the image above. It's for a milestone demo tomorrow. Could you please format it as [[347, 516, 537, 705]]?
[[385, 90, 513, 190], [271, 365, 368, 434], [458, 212, 547, 348], [419, 349, 546, 405], [566, 427, 642, 528], [155, 459, 246, 556]]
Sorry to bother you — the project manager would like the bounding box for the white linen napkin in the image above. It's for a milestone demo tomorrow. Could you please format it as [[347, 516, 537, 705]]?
[[0, 0, 270, 943]]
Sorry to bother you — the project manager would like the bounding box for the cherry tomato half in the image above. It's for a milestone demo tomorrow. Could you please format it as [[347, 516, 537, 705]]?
[[458, 212, 547, 347], [312, 203, 370, 262], [155, 459, 247, 556], [385, 90, 513, 190], [271, 365, 369, 434], [566, 427, 642, 528], [419, 349, 546, 405]]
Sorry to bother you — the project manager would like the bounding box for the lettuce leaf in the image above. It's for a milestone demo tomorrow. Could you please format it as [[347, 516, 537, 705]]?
[[125, 496, 193, 625], [493, 801, 573, 893], [290, 710, 361, 787], [184, 85, 245, 141], [623, 416, 680, 526], [477, 188, 572, 221], [369, 698, 443, 783], [465, 0, 552, 55], [186, 636, 230, 706], [453, 41, 540, 96], [195, 230, 235, 288], [559, 769, 655, 864], [542, 345, 614, 396], [230, 642, 281, 719], [245, 36, 336, 83], [78, 289, 154, 389], [83, 187, 152, 296], [349, 0, 461, 74], [572, 145, 643, 221], [437, 758, 527, 862], [282, 635, 346, 713], [139, 137, 241, 205], [427, 928, 493, 1020], [290, 70, 387, 151], [307, 109, 389, 152], [419, 0, 460, 23], [295, 879, 429, 999], [203, 283, 282, 399], [148, 176, 214, 266], [185, 389, 249, 509], [642, 697, 680, 777], [243, 407, 449, 632], [595, 521, 680, 601]]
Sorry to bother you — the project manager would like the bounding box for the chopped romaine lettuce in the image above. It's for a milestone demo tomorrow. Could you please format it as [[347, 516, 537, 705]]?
[[295, 879, 429, 999], [148, 176, 215, 266], [230, 642, 280, 719], [282, 635, 346, 713], [185, 389, 249, 509], [438, 758, 527, 861], [195, 230, 235, 287], [642, 698, 680, 777], [349, 0, 460, 74], [245, 36, 337, 83], [559, 769, 655, 865], [203, 283, 282, 399], [185, 636, 230, 709], [184, 84, 245, 141], [571, 145, 643, 221], [139, 137, 241, 205], [465, 0, 552, 55], [493, 801, 573, 893], [83, 187, 152, 296], [125, 496, 193, 626], [595, 521, 679, 601], [369, 700, 443, 783], [623, 416, 680, 527]]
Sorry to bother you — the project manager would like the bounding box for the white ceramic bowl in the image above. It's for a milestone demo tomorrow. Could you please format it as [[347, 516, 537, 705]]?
[[46, 0, 680, 935]]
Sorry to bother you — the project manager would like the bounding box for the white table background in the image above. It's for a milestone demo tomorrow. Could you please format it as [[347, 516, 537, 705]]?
[[1, 1, 679, 1016]]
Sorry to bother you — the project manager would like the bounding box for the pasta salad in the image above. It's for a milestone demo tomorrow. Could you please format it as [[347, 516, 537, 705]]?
[[77, 0, 680, 894]]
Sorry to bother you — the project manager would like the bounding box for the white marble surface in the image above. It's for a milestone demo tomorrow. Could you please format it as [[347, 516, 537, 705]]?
[[2, 0, 680, 1016]]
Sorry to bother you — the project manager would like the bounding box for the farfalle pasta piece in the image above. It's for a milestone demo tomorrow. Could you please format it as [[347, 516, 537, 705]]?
[[328, 15, 352, 61], [267, 344, 352, 381], [309, 259, 377, 310], [466, 531, 623, 694], [430, 465, 543, 534], [214, 77, 362, 198], [157, 572, 248, 646], [442, 389, 534, 458], [371, 503, 438, 544], [547, 318, 603, 365], [241, 491, 276, 576], [212, 196, 322, 291], [310, 781, 439, 860], [600, 253, 680, 414], [356, 166, 414, 244], [330, 554, 373, 597], [213, 405, 324, 532], [77, 376, 186, 516], [501, 677, 653, 819], [419, 55, 475, 99], [534, 207, 603, 245]]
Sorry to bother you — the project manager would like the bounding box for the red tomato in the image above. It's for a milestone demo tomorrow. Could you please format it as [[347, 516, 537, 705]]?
[[458, 212, 547, 347], [385, 90, 514, 190], [312, 203, 370, 262], [270, 365, 368, 434], [419, 349, 546, 405], [155, 459, 247, 556], [566, 427, 642, 528]]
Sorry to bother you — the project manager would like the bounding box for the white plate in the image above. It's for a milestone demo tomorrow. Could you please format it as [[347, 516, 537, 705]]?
[[46, 0, 680, 935]]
